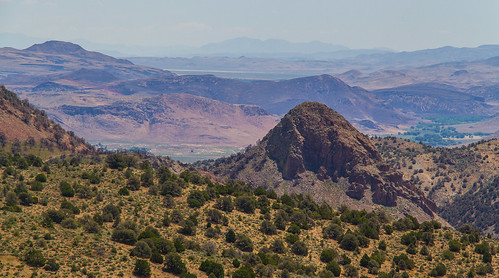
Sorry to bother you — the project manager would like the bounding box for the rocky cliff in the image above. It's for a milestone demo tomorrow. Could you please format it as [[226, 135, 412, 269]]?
[[209, 102, 436, 217]]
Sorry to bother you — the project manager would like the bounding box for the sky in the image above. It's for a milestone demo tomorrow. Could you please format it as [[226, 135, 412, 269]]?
[[1, 0, 499, 51]]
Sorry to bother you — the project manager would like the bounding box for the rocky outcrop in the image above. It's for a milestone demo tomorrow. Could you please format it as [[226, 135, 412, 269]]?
[[264, 102, 437, 214], [210, 101, 436, 216]]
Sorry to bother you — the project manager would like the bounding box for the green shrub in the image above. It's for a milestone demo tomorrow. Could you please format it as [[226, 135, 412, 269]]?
[[340, 233, 359, 251], [152, 238, 175, 254], [83, 219, 100, 234], [320, 248, 337, 263], [131, 241, 152, 259], [127, 175, 140, 190], [384, 225, 393, 235], [343, 265, 358, 277], [360, 254, 370, 267], [215, 196, 234, 212], [106, 153, 136, 170], [475, 242, 490, 254], [112, 229, 137, 245], [441, 249, 454, 260], [270, 239, 286, 254], [225, 229, 236, 243], [43, 258, 60, 272], [206, 209, 224, 224], [178, 220, 196, 236], [475, 263, 493, 275], [448, 239, 461, 252], [233, 259, 240, 267], [61, 218, 78, 229], [254, 186, 267, 196], [102, 204, 121, 220], [378, 240, 387, 251], [199, 259, 224, 278], [323, 223, 343, 240], [235, 196, 256, 214], [30, 181, 44, 191], [138, 226, 160, 240], [260, 220, 277, 235], [284, 233, 299, 244], [161, 180, 183, 196], [429, 262, 446, 277], [232, 265, 255, 278], [187, 190, 208, 208], [35, 173, 47, 182], [393, 254, 414, 270], [235, 234, 253, 252], [174, 237, 185, 253], [133, 259, 151, 277], [118, 187, 130, 196], [150, 252, 164, 264], [61, 199, 80, 215], [482, 252, 492, 263], [400, 231, 419, 246], [291, 241, 308, 256], [24, 249, 46, 267], [406, 243, 417, 254], [59, 181, 75, 197], [325, 261, 341, 277], [44, 209, 66, 224], [163, 253, 187, 275], [18, 192, 37, 206], [359, 221, 379, 239]]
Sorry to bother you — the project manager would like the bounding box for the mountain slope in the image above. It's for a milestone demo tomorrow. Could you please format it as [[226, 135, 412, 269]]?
[[50, 93, 279, 147], [0, 86, 91, 153], [0, 41, 169, 80], [111, 74, 412, 132], [207, 102, 436, 219], [374, 137, 499, 235], [373, 83, 493, 117], [0, 150, 496, 277]]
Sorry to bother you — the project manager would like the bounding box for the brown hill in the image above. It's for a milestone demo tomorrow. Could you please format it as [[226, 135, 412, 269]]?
[[50, 93, 279, 147], [111, 74, 413, 133], [0, 86, 92, 153], [0, 41, 169, 80], [374, 136, 499, 235], [207, 102, 437, 220]]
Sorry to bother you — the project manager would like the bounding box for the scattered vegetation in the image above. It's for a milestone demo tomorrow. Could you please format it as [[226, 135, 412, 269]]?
[[0, 144, 497, 277]]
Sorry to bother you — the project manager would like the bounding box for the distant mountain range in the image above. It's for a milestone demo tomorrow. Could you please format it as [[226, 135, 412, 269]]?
[[0, 40, 498, 156]]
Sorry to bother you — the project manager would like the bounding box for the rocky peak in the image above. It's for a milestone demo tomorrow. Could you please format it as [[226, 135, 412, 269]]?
[[264, 101, 380, 179], [262, 102, 436, 214]]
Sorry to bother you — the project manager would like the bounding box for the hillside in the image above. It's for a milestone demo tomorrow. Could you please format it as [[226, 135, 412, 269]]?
[[0, 150, 496, 277], [0, 86, 91, 155], [111, 74, 412, 132], [336, 56, 499, 91], [205, 102, 436, 221], [374, 137, 499, 236], [51, 93, 279, 147], [373, 83, 493, 117], [0, 41, 169, 80]]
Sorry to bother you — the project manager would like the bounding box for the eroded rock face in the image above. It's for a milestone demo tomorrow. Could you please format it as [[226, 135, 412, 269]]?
[[265, 102, 380, 179], [263, 102, 436, 214]]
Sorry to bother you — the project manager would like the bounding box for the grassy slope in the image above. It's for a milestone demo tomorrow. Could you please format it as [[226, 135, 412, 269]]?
[[0, 151, 497, 277], [374, 137, 499, 236]]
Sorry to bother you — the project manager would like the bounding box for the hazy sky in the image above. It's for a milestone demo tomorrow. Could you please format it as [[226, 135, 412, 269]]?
[[1, 0, 499, 51]]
